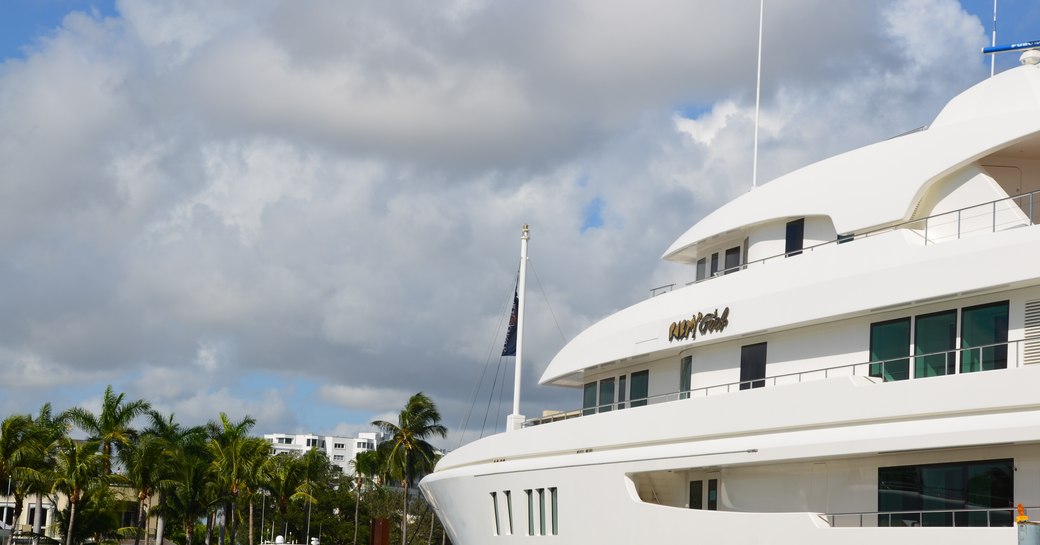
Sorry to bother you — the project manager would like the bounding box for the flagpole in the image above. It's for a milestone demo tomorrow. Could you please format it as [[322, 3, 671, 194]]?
[[507, 225, 529, 431]]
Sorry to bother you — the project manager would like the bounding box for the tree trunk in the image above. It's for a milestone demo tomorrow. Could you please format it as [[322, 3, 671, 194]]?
[[226, 501, 235, 545], [248, 499, 254, 545], [13, 490, 24, 531], [64, 500, 77, 545], [156, 514, 165, 545], [352, 477, 361, 545], [205, 510, 213, 545], [33, 494, 43, 534], [400, 479, 409, 545], [134, 499, 145, 545], [185, 517, 195, 545]]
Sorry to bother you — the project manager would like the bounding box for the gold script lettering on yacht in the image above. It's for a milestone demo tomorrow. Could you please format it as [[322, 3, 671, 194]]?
[[668, 307, 730, 342]]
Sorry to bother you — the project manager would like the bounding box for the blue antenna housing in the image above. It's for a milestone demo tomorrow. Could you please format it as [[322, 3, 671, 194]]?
[[983, 39, 1040, 54]]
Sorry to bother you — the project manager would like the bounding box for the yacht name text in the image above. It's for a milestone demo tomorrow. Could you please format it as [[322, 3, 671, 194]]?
[[668, 307, 730, 342]]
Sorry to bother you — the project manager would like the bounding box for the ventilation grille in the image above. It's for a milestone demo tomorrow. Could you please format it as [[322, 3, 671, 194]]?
[[1025, 300, 1040, 365]]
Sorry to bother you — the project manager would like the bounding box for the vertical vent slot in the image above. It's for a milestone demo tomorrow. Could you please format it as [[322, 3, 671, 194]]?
[[1025, 300, 1040, 365]]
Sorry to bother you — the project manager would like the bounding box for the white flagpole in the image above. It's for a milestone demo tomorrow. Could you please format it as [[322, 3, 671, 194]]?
[[507, 224, 529, 431], [752, 0, 764, 189]]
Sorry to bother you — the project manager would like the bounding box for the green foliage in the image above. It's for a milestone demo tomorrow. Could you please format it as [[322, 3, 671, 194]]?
[[1, 388, 451, 545], [371, 392, 446, 545]]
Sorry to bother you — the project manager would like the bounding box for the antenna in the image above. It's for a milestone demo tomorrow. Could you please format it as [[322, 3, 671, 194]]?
[[752, 0, 764, 189], [991, 0, 997, 78]]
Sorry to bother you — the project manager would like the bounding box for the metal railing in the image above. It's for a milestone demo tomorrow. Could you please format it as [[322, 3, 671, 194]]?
[[651, 188, 1040, 297], [822, 506, 1031, 528], [523, 338, 1032, 427]]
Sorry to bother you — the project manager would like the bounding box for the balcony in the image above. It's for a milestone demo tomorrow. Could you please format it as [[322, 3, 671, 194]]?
[[524, 337, 1035, 427]]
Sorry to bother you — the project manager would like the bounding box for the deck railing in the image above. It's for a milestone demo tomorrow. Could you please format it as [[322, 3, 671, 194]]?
[[524, 337, 1033, 427], [821, 506, 1033, 528], [650, 188, 1040, 298]]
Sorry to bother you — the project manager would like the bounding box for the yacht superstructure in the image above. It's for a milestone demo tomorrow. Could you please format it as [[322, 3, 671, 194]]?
[[420, 56, 1040, 544]]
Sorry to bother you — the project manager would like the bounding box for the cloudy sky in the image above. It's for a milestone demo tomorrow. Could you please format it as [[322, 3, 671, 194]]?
[[1, 0, 1037, 448]]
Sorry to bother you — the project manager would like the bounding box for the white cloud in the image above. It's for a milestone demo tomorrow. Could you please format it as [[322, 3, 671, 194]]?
[[0, 0, 996, 440], [318, 384, 411, 413]]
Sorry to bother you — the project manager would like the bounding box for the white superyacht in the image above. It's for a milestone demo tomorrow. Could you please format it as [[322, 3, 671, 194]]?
[[420, 51, 1040, 544]]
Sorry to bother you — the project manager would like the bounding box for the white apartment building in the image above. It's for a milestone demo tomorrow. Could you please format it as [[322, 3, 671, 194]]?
[[263, 432, 382, 473]]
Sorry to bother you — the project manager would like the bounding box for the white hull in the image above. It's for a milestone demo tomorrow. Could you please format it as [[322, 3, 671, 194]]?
[[423, 363, 1040, 543]]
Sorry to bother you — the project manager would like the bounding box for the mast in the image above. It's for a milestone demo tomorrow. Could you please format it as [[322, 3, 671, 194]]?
[[752, 0, 764, 189], [991, 0, 997, 78], [507, 224, 529, 431]]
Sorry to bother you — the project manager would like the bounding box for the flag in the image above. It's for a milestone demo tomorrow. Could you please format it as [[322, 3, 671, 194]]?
[[502, 285, 518, 356]]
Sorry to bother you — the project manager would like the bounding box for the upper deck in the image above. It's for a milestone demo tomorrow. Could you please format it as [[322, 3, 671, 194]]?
[[662, 62, 1040, 265], [540, 61, 1040, 387]]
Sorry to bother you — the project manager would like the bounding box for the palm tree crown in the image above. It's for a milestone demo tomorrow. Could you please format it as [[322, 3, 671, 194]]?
[[371, 392, 446, 545], [67, 385, 151, 473]]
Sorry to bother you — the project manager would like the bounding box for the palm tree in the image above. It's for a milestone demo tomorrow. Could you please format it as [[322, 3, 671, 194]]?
[[207, 413, 266, 545], [162, 451, 213, 545], [0, 414, 41, 532], [371, 393, 447, 545], [260, 452, 312, 541], [48, 437, 106, 545], [120, 435, 173, 545], [142, 411, 207, 545], [28, 404, 72, 534], [67, 385, 151, 473], [349, 450, 382, 545]]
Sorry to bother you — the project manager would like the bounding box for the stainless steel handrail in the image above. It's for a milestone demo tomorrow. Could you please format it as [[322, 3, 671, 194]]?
[[523, 337, 1033, 427], [651, 188, 1040, 297], [821, 506, 1032, 528]]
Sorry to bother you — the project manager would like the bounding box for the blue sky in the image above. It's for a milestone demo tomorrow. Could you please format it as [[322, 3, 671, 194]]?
[[1, 0, 117, 59], [1, 0, 1039, 446]]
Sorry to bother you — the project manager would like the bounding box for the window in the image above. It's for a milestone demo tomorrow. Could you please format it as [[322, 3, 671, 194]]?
[[582, 382, 597, 416], [679, 356, 692, 399], [598, 378, 615, 412], [491, 492, 500, 536], [550, 488, 558, 535], [837, 233, 855, 244], [525, 490, 534, 536], [306, 438, 318, 447], [278, 437, 292, 444], [28, 507, 47, 526], [584, 372, 647, 413], [785, 218, 804, 257], [689, 480, 703, 509], [879, 459, 1013, 527], [710, 253, 719, 276], [334, 442, 345, 449], [630, 370, 649, 407], [870, 318, 910, 381], [915, 310, 956, 378], [538, 489, 546, 536], [739, 343, 767, 390], [696, 258, 707, 281], [504, 491, 513, 535], [961, 301, 1009, 373], [724, 246, 740, 274], [333, 455, 344, 461], [707, 479, 719, 510]]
